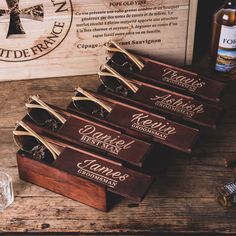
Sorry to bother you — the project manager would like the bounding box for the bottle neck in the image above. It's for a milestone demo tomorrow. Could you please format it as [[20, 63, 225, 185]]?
[[224, 0, 236, 9]]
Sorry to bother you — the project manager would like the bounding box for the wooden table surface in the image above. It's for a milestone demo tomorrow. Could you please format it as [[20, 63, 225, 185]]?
[[0, 73, 236, 235]]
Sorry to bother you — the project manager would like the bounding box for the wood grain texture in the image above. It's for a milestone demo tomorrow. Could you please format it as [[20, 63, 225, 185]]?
[[0, 0, 198, 82], [0, 75, 236, 234], [17, 154, 108, 212]]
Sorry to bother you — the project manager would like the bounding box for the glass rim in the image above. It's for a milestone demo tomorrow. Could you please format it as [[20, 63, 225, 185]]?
[[0, 170, 12, 183]]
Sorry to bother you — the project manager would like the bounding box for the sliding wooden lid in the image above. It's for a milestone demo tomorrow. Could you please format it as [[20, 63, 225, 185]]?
[[53, 147, 154, 201], [108, 51, 226, 103]]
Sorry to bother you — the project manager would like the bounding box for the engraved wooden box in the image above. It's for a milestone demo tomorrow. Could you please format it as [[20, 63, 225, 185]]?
[[16, 136, 154, 212], [22, 104, 152, 167]]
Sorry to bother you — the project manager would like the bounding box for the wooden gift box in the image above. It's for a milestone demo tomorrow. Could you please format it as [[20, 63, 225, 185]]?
[[22, 105, 152, 167], [98, 79, 223, 129], [107, 53, 226, 103], [17, 151, 110, 211], [17, 136, 154, 212], [68, 90, 200, 154]]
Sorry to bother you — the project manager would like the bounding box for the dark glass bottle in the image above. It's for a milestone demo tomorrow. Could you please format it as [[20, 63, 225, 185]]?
[[211, 0, 236, 75]]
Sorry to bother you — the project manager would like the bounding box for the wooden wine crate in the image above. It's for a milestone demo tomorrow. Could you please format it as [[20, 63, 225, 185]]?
[[0, 0, 198, 81]]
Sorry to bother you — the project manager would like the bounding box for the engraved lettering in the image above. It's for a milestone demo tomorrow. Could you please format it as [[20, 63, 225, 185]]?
[[130, 113, 176, 140], [150, 94, 204, 118], [77, 159, 129, 188], [78, 125, 135, 155], [162, 68, 206, 92]]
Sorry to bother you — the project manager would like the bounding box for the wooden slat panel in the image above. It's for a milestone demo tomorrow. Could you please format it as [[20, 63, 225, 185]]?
[[0, 0, 197, 82]]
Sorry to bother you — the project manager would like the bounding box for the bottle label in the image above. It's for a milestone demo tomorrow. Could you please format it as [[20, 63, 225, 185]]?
[[216, 25, 236, 73]]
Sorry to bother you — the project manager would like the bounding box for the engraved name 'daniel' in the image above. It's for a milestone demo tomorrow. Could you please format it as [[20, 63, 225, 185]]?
[[150, 94, 205, 118], [161, 68, 206, 92], [78, 125, 135, 155], [131, 113, 176, 140], [77, 159, 129, 188]]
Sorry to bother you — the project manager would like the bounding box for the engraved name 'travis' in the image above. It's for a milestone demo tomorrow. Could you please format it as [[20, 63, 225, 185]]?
[[150, 95, 205, 118], [77, 159, 129, 188], [131, 113, 176, 140], [78, 125, 135, 155], [162, 68, 206, 92]]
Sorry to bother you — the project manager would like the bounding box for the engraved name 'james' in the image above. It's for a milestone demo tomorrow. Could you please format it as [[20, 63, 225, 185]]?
[[78, 125, 135, 155], [162, 68, 206, 92], [150, 95, 205, 118], [0, 0, 72, 62], [77, 159, 129, 188], [131, 113, 176, 140]]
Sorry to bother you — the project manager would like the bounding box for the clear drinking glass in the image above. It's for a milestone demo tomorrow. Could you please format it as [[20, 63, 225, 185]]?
[[0, 171, 14, 212]]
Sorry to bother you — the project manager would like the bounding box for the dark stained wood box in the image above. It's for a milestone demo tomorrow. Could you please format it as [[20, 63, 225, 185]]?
[[68, 90, 200, 154], [22, 105, 152, 168], [98, 82, 223, 129], [107, 53, 226, 103], [17, 151, 109, 211], [16, 135, 154, 212]]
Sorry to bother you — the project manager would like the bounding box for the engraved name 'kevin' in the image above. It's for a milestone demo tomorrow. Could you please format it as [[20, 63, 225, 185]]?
[[131, 113, 176, 135]]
